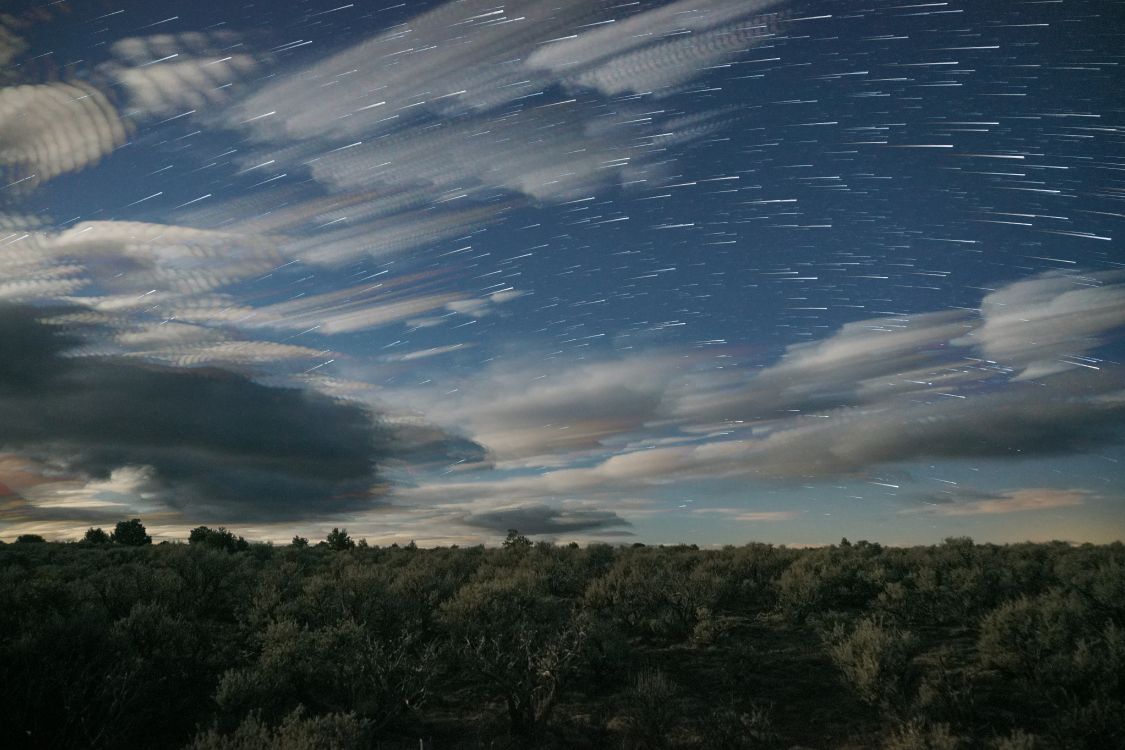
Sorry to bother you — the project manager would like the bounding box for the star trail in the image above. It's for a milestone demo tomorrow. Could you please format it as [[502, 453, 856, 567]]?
[[0, 0, 1122, 545]]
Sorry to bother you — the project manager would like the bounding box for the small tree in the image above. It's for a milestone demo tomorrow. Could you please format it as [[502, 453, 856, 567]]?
[[189, 526, 249, 552], [111, 518, 152, 546], [83, 527, 110, 544], [325, 527, 355, 551], [503, 528, 532, 552], [291, 535, 309, 548], [15, 533, 46, 544]]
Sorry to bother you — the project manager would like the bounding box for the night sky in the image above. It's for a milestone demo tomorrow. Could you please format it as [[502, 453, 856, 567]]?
[[1, 0, 1123, 546]]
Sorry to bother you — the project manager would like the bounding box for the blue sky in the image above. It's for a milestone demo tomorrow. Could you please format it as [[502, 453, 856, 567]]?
[[1, 0, 1123, 546]]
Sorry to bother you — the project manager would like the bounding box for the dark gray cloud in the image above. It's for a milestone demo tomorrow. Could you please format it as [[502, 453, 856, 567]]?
[[0, 305, 479, 522], [461, 503, 632, 536]]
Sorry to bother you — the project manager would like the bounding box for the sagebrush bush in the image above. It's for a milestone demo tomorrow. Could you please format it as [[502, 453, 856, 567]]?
[[977, 590, 1125, 747], [988, 729, 1041, 749], [823, 615, 919, 715], [187, 708, 369, 750], [881, 720, 962, 750], [619, 669, 679, 749]]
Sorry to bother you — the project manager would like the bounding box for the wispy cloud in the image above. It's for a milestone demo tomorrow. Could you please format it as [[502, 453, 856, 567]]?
[[101, 32, 260, 119], [0, 83, 128, 187], [400, 271, 1125, 499], [962, 271, 1125, 380], [906, 488, 1091, 516]]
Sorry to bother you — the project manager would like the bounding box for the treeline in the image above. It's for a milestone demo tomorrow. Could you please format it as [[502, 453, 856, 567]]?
[[1, 528, 1122, 749]]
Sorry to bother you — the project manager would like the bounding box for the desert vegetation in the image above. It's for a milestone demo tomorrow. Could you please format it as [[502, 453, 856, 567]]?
[[1, 526, 1121, 749]]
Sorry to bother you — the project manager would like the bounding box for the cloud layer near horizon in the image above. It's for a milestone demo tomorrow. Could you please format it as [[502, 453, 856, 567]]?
[[0, 305, 481, 524], [400, 271, 1125, 508]]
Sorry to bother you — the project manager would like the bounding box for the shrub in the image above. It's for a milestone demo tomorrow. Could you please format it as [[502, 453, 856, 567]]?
[[215, 618, 433, 732], [187, 708, 370, 750], [584, 550, 717, 641], [989, 729, 1041, 749], [697, 700, 776, 749], [619, 669, 679, 749], [83, 527, 110, 544], [111, 518, 151, 546], [977, 590, 1125, 746], [440, 569, 586, 742], [881, 720, 962, 750], [190, 526, 250, 553], [503, 528, 532, 552], [823, 616, 919, 715], [324, 528, 354, 551]]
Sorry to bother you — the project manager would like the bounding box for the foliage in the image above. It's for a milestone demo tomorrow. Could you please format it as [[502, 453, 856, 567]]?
[[503, 528, 532, 552], [440, 567, 587, 743], [187, 708, 370, 750], [881, 720, 963, 750], [584, 548, 721, 641], [977, 589, 1125, 747], [190, 526, 251, 553], [111, 518, 151, 546], [822, 615, 920, 716], [215, 618, 434, 732], [14, 533, 45, 544], [0, 537, 1121, 748], [618, 669, 679, 749], [83, 527, 110, 544], [324, 527, 355, 551]]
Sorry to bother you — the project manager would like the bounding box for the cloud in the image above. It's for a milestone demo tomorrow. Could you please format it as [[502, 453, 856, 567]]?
[[673, 308, 978, 422], [460, 503, 632, 536], [560, 4, 787, 97], [0, 305, 475, 523], [0, 82, 128, 186], [242, 285, 469, 335], [102, 32, 259, 118], [528, 0, 783, 75], [906, 488, 1091, 516], [732, 510, 800, 522], [299, 101, 660, 204], [383, 343, 473, 363], [398, 270, 1125, 501], [49, 221, 282, 294], [672, 270, 1125, 425], [286, 203, 507, 266], [222, 0, 792, 213], [0, 23, 27, 69], [227, 0, 616, 142], [736, 374, 1125, 478], [963, 271, 1125, 380], [422, 355, 683, 460]]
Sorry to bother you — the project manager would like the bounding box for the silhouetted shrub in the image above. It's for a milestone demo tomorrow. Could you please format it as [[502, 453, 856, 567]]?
[[190, 526, 250, 552], [324, 527, 354, 551], [111, 518, 151, 546], [83, 527, 110, 544], [14, 533, 45, 544]]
